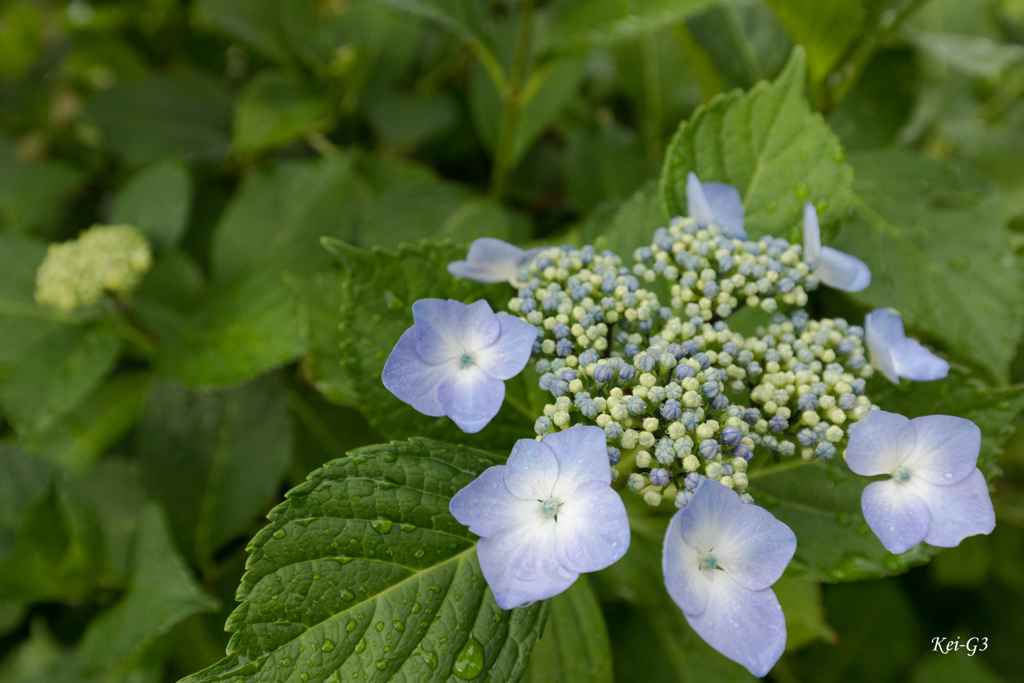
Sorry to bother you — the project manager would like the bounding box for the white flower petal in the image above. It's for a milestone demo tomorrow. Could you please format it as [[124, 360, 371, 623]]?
[[662, 510, 710, 617], [543, 425, 611, 501], [685, 572, 787, 678], [903, 415, 980, 485], [447, 238, 526, 284], [381, 327, 453, 417], [472, 313, 537, 381], [676, 478, 739, 552], [891, 338, 949, 382], [845, 410, 917, 476], [449, 466, 541, 538], [503, 438, 559, 501], [553, 480, 629, 573], [713, 501, 796, 593], [861, 480, 930, 554], [909, 468, 995, 547], [817, 246, 871, 292], [436, 365, 505, 433], [686, 172, 715, 227], [701, 182, 746, 239], [802, 203, 821, 265], [476, 517, 578, 610], [412, 299, 500, 363], [865, 308, 905, 384]]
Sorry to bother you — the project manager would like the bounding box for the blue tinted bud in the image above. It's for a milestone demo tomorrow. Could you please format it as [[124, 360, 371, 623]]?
[[701, 381, 720, 398], [839, 393, 856, 411], [777, 278, 795, 293], [675, 489, 693, 508], [655, 233, 674, 251], [661, 399, 682, 420], [850, 378, 866, 394], [618, 364, 637, 381], [625, 396, 647, 415], [636, 354, 657, 372], [815, 442, 836, 461], [535, 359, 551, 373], [637, 318, 653, 332], [650, 468, 670, 487], [693, 352, 710, 369], [720, 426, 742, 447], [797, 429, 817, 447], [718, 255, 735, 271], [675, 365, 696, 380], [624, 343, 640, 358], [722, 464, 734, 476], [797, 393, 818, 411], [520, 297, 537, 313], [607, 446, 621, 465], [659, 307, 672, 320], [536, 255, 553, 269], [710, 395, 729, 411], [594, 365, 613, 383], [680, 411, 699, 431], [551, 380, 569, 397], [579, 399, 598, 419], [601, 278, 616, 293], [777, 441, 796, 457], [838, 338, 855, 355], [534, 417, 552, 434], [552, 323, 570, 340], [743, 408, 761, 425], [625, 276, 640, 292], [636, 246, 654, 262], [538, 373, 556, 390], [699, 439, 721, 459], [605, 422, 623, 440], [580, 245, 595, 263], [768, 415, 789, 433], [627, 473, 646, 492], [703, 281, 719, 297], [542, 297, 559, 312], [558, 369, 577, 382], [555, 339, 574, 357], [579, 348, 600, 366], [666, 343, 685, 359], [733, 444, 752, 461], [684, 472, 705, 491]]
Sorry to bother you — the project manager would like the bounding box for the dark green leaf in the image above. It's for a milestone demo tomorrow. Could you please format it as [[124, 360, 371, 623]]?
[[772, 577, 839, 651], [833, 150, 1023, 381], [907, 30, 1024, 79], [156, 264, 305, 389], [523, 578, 612, 683], [84, 71, 232, 165], [546, 0, 717, 52], [180, 438, 548, 683], [0, 135, 82, 235], [911, 654, 1005, 683], [661, 47, 854, 238], [366, 91, 458, 149], [765, 0, 866, 84], [233, 70, 332, 152], [137, 374, 291, 566], [109, 160, 193, 251], [592, 181, 669, 260], [563, 122, 652, 212], [79, 505, 219, 667]]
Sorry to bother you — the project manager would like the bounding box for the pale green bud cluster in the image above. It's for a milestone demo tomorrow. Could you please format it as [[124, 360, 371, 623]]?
[[35, 225, 152, 312]]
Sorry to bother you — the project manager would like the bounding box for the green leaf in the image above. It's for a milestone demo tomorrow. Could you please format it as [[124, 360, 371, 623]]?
[[369, 0, 489, 47], [83, 71, 232, 165], [179, 438, 549, 683], [109, 160, 193, 251], [546, 0, 717, 52], [156, 264, 305, 389], [522, 578, 612, 683], [318, 239, 537, 449], [907, 30, 1024, 79], [81, 458, 152, 586], [661, 47, 854, 239], [911, 654, 1005, 683], [0, 135, 82, 235], [193, 0, 293, 63], [137, 374, 291, 566], [0, 445, 105, 604], [366, 91, 458, 149], [563, 122, 652, 213], [233, 70, 332, 152], [79, 505, 219, 667], [833, 150, 1023, 381], [746, 458, 939, 583], [765, 0, 867, 84], [293, 270, 358, 406], [31, 371, 151, 472], [210, 156, 366, 281], [872, 368, 1024, 478], [772, 577, 838, 651], [590, 181, 669, 260]]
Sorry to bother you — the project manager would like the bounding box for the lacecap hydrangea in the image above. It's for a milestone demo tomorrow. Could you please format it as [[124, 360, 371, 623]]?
[[382, 173, 993, 677]]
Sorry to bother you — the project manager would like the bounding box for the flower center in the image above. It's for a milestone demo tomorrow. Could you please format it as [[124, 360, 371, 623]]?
[[459, 351, 474, 368], [893, 467, 911, 483], [539, 497, 559, 518], [698, 551, 718, 571]]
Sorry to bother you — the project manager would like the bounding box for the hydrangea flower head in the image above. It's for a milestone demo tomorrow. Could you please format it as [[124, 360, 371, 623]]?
[[382, 298, 536, 433], [802, 203, 870, 292], [449, 425, 629, 609], [846, 410, 994, 555], [864, 308, 949, 384], [686, 172, 747, 240], [662, 479, 796, 677], [447, 237, 544, 286]]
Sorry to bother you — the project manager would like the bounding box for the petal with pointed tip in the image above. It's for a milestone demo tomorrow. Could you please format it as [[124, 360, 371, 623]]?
[[381, 328, 452, 416], [476, 518, 578, 610], [473, 313, 537, 380], [450, 466, 541, 538], [845, 410, 917, 476], [910, 468, 995, 547], [447, 238, 525, 284], [904, 415, 980, 485], [663, 510, 710, 617], [686, 172, 715, 227], [861, 480, 930, 554], [817, 247, 871, 292], [437, 365, 505, 433], [865, 309, 906, 384], [892, 338, 949, 382], [702, 182, 746, 239], [802, 203, 821, 264], [503, 439, 559, 501], [542, 425, 611, 500], [412, 299, 500, 363], [713, 502, 796, 592], [554, 480, 629, 573]]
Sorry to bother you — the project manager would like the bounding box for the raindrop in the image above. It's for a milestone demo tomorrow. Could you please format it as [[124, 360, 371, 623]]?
[[414, 549, 425, 559], [393, 620, 405, 632], [420, 648, 438, 670], [323, 639, 336, 652], [453, 637, 484, 680], [371, 518, 393, 534], [346, 620, 357, 633], [273, 529, 286, 539], [354, 639, 366, 654], [795, 182, 810, 198]]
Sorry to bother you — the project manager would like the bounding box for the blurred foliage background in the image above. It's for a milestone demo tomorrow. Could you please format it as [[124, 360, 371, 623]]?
[[2, 0, 1024, 681]]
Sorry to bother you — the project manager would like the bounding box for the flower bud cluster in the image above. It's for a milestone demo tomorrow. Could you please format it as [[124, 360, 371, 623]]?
[[35, 225, 152, 312], [511, 217, 878, 510]]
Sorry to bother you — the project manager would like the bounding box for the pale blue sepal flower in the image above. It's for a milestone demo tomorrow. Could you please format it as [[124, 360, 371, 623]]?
[[686, 172, 747, 239], [382, 298, 536, 433], [662, 479, 795, 678], [449, 426, 630, 609], [846, 410, 994, 555], [447, 238, 545, 286], [864, 308, 949, 384], [802, 203, 870, 292]]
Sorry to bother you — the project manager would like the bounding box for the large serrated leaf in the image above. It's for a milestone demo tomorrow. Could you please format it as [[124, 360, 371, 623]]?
[[179, 438, 548, 683], [660, 47, 853, 238], [833, 149, 1024, 382], [522, 578, 612, 683]]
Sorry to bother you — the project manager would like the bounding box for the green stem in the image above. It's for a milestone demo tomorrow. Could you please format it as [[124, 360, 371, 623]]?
[[109, 295, 160, 352], [488, 0, 535, 200]]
